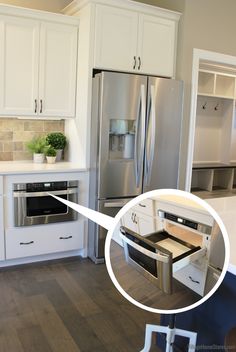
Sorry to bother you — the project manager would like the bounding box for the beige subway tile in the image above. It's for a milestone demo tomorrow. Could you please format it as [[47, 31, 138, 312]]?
[[3, 142, 13, 152], [24, 120, 44, 132], [13, 151, 32, 161], [0, 119, 24, 131], [13, 131, 46, 142], [44, 121, 65, 133], [0, 142, 3, 152], [0, 131, 13, 141], [0, 152, 13, 161], [13, 142, 24, 151]]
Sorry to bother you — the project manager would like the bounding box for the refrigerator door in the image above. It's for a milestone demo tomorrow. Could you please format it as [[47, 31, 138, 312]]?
[[97, 72, 147, 199], [143, 77, 183, 192], [88, 198, 131, 263]]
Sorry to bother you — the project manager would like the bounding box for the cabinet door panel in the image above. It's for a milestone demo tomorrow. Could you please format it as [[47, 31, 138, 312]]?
[[138, 214, 155, 236], [39, 22, 77, 117], [0, 16, 39, 116], [122, 210, 138, 233], [138, 14, 176, 77], [94, 5, 138, 72], [0, 195, 4, 261]]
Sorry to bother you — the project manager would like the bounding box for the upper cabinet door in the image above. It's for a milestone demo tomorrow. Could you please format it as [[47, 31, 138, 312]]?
[[0, 16, 40, 116], [137, 14, 176, 77], [38, 22, 77, 117], [94, 5, 138, 72]]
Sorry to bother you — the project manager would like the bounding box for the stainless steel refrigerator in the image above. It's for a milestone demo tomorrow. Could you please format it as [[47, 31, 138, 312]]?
[[89, 71, 183, 263]]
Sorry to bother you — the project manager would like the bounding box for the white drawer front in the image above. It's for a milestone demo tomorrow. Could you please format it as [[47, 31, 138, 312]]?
[[173, 263, 206, 296], [134, 199, 154, 217], [6, 221, 84, 260]]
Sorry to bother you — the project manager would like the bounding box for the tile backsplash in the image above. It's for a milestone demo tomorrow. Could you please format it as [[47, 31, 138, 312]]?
[[0, 118, 65, 161]]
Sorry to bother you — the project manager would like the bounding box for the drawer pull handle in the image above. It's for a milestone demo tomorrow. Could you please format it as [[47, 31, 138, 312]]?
[[139, 203, 146, 208], [20, 241, 34, 245], [189, 276, 200, 284], [59, 236, 72, 240]]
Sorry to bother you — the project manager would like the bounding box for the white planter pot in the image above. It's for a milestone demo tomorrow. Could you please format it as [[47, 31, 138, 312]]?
[[33, 153, 44, 163], [56, 149, 63, 161], [46, 156, 56, 164]]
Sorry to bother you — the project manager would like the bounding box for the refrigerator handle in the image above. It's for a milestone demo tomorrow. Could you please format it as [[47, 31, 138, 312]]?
[[145, 84, 156, 187], [134, 84, 146, 188]]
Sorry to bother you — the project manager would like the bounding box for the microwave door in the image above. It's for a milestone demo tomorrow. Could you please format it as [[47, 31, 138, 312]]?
[[120, 229, 173, 294], [143, 77, 184, 192], [97, 72, 147, 199]]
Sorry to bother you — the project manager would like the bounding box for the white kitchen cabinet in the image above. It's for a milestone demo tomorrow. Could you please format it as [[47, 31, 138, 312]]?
[[38, 22, 77, 117], [0, 15, 39, 116], [94, 5, 138, 72], [122, 209, 138, 233], [137, 14, 176, 77], [5, 220, 85, 260], [0, 176, 4, 261], [93, 3, 179, 77], [122, 201, 156, 236], [0, 6, 78, 118]]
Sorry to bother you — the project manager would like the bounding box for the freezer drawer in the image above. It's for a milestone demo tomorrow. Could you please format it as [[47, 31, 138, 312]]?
[[88, 198, 131, 263], [120, 226, 206, 294]]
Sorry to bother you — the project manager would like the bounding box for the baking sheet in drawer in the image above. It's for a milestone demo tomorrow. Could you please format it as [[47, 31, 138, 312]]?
[[156, 238, 191, 259]]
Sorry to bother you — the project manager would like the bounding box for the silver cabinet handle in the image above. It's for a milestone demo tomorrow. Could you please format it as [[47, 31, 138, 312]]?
[[34, 99, 37, 114], [134, 214, 138, 224], [40, 99, 43, 113], [189, 276, 200, 284], [133, 56, 137, 70], [120, 233, 169, 263], [138, 203, 146, 208], [138, 56, 141, 70], [20, 241, 34, 245], [59, 236, 72, 240], [131, 212, 134, 223]]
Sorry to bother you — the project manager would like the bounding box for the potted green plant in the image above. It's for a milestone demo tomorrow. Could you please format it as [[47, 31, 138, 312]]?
[[46, 132, 67, 161], [45, 145, 57, 164], [26, 137, 47, 163]]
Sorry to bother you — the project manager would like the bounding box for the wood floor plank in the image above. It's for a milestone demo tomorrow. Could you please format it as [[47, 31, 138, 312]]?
[[28, 294, 81, 352], [0, 326, 24, 352], [17, 325, 53, 352], [0, 257, 161, 352]]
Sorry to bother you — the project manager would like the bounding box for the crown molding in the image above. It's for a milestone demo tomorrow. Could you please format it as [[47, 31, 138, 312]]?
[[62, 0, 181, 21]]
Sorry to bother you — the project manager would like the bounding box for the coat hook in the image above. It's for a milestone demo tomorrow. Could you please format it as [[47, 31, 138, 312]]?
[[202, 102, 207, 110], [215, 103, 219, 111]]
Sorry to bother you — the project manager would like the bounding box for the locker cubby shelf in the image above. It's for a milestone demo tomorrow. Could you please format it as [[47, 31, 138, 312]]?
[[198, 70, 236, 99], [191, 166, 235, 198]]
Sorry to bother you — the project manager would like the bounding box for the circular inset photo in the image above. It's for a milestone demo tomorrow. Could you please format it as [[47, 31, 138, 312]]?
[[105, 189, 230, 314]]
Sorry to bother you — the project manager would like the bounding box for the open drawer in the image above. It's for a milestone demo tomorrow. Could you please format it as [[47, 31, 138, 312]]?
[[120, 226, 206, 294]]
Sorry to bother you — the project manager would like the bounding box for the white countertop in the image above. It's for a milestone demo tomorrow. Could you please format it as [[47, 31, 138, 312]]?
[[0, 161, 88, 175], [206, 196, 236, 275]]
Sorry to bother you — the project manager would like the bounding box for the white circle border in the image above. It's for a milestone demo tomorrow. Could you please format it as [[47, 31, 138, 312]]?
[[104, 189, 230, 314]]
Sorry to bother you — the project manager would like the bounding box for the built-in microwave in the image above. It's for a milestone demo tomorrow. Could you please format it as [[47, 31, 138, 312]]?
[[120, 210, 212, 294], [13, 181, 78, 227]]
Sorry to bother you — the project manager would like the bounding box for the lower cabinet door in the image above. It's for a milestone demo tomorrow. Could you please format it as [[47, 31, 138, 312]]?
[[122, 210, 138, 233], [0, 195, 4, 261], [5, 221, 84, 260]]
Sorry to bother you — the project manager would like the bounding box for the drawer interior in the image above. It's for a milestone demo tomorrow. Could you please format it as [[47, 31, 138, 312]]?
[[146, 231, 201, 262]]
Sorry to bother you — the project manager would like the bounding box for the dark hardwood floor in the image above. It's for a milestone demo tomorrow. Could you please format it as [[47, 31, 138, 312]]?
[[0, 257, 161, 352], [110, 240, 201, 310]]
